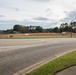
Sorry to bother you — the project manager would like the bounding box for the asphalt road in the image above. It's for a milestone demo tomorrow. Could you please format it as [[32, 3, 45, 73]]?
[[0, 38, 76, 75]]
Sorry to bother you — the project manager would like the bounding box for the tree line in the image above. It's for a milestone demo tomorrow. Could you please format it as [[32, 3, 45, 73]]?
[[0, 22, 76, 34]]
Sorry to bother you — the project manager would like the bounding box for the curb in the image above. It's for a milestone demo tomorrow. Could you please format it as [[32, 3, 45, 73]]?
[[13, 49, 76, 75]]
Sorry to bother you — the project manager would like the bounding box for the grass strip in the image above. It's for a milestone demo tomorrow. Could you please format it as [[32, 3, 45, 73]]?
[[26, 51, 76, 75], [0, 35, 69, 39]]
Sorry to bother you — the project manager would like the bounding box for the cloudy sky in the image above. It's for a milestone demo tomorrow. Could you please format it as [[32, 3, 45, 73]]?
[[0, 0, 76, 30]]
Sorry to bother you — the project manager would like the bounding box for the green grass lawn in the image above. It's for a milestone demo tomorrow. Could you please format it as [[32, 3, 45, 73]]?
[[0, 35, 70, 39], [26, 51, 76, 75], [10, 35, 59, 39]]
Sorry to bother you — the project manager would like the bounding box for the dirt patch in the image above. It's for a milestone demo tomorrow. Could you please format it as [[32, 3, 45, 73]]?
[[0, 33, 76, 37]]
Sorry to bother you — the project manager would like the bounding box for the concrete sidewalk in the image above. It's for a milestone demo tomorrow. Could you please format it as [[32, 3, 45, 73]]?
[[55, 66, 76, 75]]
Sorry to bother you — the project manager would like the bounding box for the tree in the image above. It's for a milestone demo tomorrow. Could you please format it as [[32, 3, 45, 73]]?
[[70, 22, 76, 29], [59, 23, 69, 32], [28, 25, 36, 33], [13, 24, 27, 33], [73, 28, 76, 33], [35, 26, 43, 33], [43, 28, 53, 33], [69, 22, 76, 32], [13, 25, 19, 31], [3, 29, 14, 34], [60, 23, 68, 28], [63, 26, 69, 32], [52, 27, 59, 33]]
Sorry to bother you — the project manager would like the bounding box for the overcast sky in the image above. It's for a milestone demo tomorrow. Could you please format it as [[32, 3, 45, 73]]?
[[0, 0, 76, 30]]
